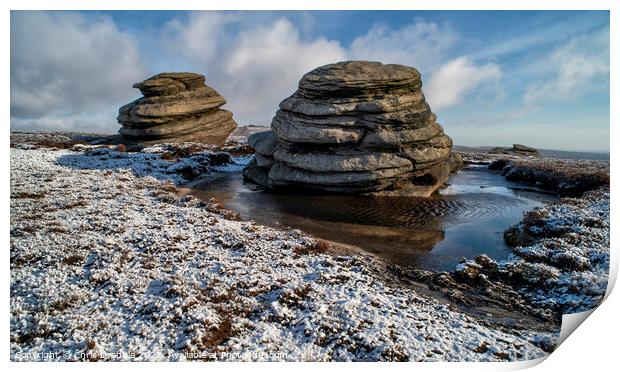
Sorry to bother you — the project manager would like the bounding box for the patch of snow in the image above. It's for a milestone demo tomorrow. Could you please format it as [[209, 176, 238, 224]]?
[[503, 188, 609, 312]]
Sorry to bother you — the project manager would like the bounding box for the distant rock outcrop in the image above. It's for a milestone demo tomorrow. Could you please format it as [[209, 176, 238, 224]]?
[[489, 144, 540, 157], [243, 61, 455, 196], [117, 72, 237, 145]]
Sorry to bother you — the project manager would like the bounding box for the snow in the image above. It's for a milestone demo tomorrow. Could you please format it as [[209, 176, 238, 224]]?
[[53, 145, 250, 184], [10, 146, 552, 361], [499, 187, 610, 313], [452, 154, 609, 314]]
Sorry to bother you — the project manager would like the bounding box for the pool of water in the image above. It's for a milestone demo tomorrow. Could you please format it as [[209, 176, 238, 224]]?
[[185, 165, 556, 271]]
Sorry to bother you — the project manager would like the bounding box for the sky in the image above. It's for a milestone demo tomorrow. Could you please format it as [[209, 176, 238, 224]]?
[[10, 10, 610, 152]]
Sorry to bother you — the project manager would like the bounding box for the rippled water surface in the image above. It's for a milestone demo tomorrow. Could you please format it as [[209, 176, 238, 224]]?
[[187, 166, 556, 271]]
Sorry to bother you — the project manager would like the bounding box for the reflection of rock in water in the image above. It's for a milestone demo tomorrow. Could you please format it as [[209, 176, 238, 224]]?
[[186, 170, 549, 270], [250, 193, 455, 230], [188, 174, 447, 261], [240, 190, 528, 230], [251, 194, 446, 246], [313, 222, 445, 258]]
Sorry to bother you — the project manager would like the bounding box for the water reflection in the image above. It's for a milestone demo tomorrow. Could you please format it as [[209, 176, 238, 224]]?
[[186, 166, 556, 271]]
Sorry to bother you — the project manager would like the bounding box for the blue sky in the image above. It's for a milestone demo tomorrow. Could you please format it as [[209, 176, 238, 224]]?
[[10, 10, 610, 151]]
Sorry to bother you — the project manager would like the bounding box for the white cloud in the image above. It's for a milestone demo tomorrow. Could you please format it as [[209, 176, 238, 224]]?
[[12, 10, 607, 151], [161, 12, 238, 63], [425, 57, 502, 110], [523, 29, 609, 106], [163, 15, 467, 124], [347, 20, 503, 112], [349, 19, 458, 71], [10, 11, 147, 131], [164, 14, 346, 126], [9, 12, 495, 131]]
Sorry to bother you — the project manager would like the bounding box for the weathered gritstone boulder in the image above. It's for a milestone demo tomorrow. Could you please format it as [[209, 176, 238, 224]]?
[[489, 144, 541, 157], [117, 72, 237, 145], [244, 61, 455, 196]]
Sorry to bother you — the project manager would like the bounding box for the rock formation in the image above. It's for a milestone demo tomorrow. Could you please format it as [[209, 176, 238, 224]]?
[[243, 61, 455, 196], [117, 72, 237, 145], [488, 144, 540, 157]]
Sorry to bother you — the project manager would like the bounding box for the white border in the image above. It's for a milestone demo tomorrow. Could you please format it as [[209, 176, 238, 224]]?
[[3, 1, 617, 371], [2, 0, 617, 11]]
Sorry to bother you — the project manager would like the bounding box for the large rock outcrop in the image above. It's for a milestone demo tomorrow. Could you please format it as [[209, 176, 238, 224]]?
[[117, 72, 237, 145], [243, 61, 456, 196]]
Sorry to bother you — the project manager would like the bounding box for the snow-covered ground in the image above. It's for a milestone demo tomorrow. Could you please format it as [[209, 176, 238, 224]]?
[[500, 187, 609, 312], [10, 145, 554, 361], [452, 152, 610, 312], [450, 154, 609, 314]]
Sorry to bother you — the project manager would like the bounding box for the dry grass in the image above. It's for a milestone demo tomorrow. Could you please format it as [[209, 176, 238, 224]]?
[[62, 199, 89, 209], [201, 316, 235, 349], [158, 143, 206, 159], [160, 151, 176, 161], [11, 224, 37, 237], [172, 144, 205, 157], [47, 226, 69, 234], [504, 206, 571, 247], [206, 198, 242, 221], [293, 239, 329, 255], [33, 139, 88, 149], [49, 295, 81, 313], [279, 284, 312, 308], [12, 191, 46, 199], [521, 208, 548, 226], [63, 254, 85, 266], [160, 180, 177, 193], [213, 141, 255, 157], [10, 252, 38, 268], [473, 342, 489, 353], [504, 158, 609, 196]]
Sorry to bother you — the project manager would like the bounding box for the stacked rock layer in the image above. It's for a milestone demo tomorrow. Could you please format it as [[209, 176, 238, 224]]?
[[117, 72, 237, 145], [243, 61, 455, 196]]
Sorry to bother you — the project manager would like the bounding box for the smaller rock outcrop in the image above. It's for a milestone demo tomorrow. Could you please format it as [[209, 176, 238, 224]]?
[[447, 152, 464, 173], [489, 144, 540, 157], [117, 72, 237, 145]]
